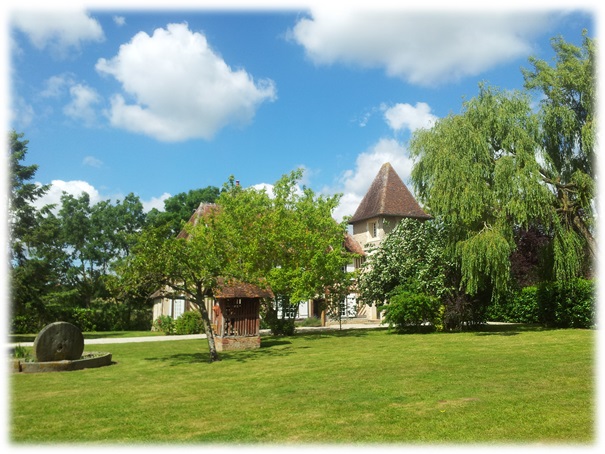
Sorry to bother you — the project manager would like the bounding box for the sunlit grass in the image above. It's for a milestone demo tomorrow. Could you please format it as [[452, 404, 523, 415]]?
[[10, 326, 594, 444]]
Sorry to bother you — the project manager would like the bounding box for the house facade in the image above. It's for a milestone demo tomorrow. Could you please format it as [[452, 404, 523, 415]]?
[[344, 162, 431, 319], [151, 163, 430, 325]]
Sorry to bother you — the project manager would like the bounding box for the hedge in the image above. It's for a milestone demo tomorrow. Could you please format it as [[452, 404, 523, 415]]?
[[487, 278, 595, 328], [10, 303, 152, 334]]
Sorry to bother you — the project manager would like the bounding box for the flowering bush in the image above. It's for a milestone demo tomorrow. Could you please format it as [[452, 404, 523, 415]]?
[[153, 315, 174, 335]]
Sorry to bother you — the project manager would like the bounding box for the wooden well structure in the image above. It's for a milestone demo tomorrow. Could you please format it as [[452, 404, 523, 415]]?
[[212, 280, 273, 351]]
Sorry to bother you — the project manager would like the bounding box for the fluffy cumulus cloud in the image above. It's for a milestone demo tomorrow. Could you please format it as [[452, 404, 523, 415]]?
[[382, 102, 437, 133], [331, 138, 414, 222], [33, 180, 103, 212], [96, 23, 277, 142], [290, 9, 552, 85], [142, 192, 171, 213], [12, 10, 104, 58]]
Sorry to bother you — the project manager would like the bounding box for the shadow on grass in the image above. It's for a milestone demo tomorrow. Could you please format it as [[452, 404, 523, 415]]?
[[295, 328, 379, 341], [142, 329, 378, 365], [143, 341, 297, 365], [384, 323, 551, 336], [144, 352, 210, 365], [473, 323, 550, 336]]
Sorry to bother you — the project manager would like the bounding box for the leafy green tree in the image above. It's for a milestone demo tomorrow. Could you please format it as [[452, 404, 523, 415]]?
[[523, 32, 596, 270], [8, 131, 149, 330], [146, 186, 220, 236], [8, 131, 56, 328], [8, 130, 49, 264], [218, 170, 352, 332], [118, 208, 229, 362], [409, 33, 595, 302]]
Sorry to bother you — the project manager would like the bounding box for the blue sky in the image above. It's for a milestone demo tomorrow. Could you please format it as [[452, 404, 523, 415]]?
[[4, 1, 597, 222]]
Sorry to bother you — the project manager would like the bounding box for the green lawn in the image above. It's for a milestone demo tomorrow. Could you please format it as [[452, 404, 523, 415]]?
[[9, 326, 595, 444]]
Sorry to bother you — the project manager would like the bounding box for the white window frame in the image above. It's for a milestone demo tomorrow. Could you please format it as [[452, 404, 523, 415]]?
[[173, 297, 185, 319]]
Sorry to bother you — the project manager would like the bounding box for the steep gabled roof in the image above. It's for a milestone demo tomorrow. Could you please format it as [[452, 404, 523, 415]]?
[[176, 203, 219, 239], [349, 162, 431, 223]]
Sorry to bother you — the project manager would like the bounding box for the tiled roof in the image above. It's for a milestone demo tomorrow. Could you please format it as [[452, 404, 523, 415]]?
[[214, 278, 274, 299], [349, 162, 431, 223], [176, 203, 219, 239], [344, 232, 365, 256]]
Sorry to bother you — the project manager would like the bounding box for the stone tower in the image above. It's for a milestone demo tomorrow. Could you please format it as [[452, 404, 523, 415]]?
[[348, 162, 431, 250]]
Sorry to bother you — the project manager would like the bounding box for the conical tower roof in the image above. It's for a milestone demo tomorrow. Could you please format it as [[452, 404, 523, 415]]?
[[349, 162, 430, 223]]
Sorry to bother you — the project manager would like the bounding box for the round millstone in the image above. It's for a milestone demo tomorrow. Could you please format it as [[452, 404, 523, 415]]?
[[33, 322, 85, 362]]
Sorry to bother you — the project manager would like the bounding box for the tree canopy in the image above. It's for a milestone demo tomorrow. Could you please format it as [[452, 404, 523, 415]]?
[[118, 169, 352, 361], [9, 130, 49, 264], [146, 186, 220, 236], [409, 32, 595, 301]]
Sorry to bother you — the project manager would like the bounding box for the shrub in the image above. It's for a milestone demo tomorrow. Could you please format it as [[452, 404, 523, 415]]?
[[153, 315, 174, 335], [487, 286, 540, 323], [441, 291, 489, 331], [173, 311, 203, 335], [537, 278, 595, 328], [295, 316, 322, 327], [383, 284, 441, 332], [10, 315, 42, 334], [267, 318, 296, 335], [70, 308, 98, 332]]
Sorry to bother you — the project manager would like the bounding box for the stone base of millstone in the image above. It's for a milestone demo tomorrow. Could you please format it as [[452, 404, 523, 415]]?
[[12, 352, 113, 373]]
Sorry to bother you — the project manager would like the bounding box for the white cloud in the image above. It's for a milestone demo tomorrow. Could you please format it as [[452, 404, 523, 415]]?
[[142, 192, 171, 213], [290, 9, 551, 86], [12, 10, 104, 58], [113, 16, 126, 27], [33, 180, 103, 212], [10, 95, 34, 129], [96, 22, 277, 142], [83, 156, 103, 168], [40, 74, 75, 98], [252, 183, 275, 197], [331, 138, 414, 222], [63, 84, 101, 126], [383, 102, 437, 133]]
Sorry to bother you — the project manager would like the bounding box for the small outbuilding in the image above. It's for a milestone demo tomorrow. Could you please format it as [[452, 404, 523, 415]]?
[[212, 279, 274, 351]]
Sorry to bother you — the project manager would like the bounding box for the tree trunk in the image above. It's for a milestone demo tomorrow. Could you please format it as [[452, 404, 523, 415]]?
[[573, 214, 597, 261], [196, 285, 220, 362]]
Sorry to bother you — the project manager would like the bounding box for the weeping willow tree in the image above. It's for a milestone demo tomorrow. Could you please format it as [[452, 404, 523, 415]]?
[[409, 32, 595, 301]]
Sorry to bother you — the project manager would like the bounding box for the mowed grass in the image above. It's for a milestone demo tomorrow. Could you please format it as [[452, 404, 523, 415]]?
[[10, 326, 594, 445]]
